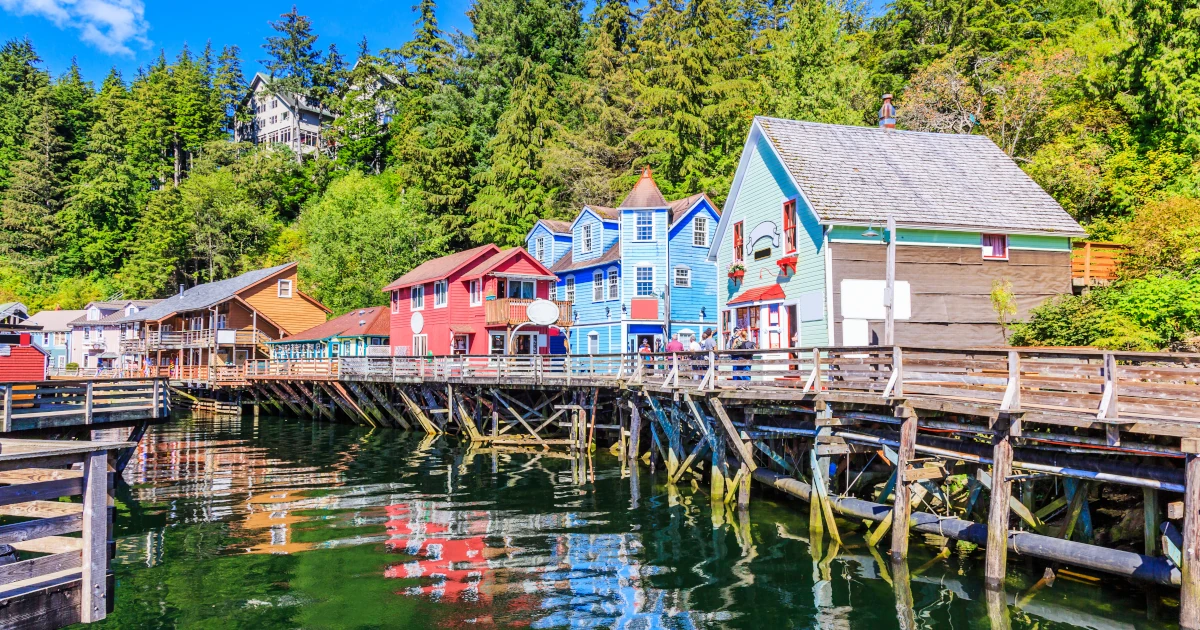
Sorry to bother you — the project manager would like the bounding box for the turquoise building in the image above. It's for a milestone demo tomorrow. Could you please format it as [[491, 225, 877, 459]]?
[[707, 115, 1086, 348], [527, 168, 722, 354]]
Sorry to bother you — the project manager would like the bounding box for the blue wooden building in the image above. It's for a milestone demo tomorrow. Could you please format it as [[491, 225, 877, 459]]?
[[527, 168, 722, 354]]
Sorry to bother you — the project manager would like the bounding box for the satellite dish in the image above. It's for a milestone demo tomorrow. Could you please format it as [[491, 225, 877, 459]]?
[[410, 311, 424, 334], [526, 299, 560, 326]]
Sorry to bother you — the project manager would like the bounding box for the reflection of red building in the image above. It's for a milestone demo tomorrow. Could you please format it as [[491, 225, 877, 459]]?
[[383, 503, 494, 603]]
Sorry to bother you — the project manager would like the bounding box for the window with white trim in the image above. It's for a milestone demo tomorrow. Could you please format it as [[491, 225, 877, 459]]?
[[607, 269, 619, 300], [565, 276, 575, 302], [982, 234, 1008, 260], [693, 216, 708, 246], [391, 290, 399, 314], [636, 266, 654, 296], [593, 270, 604, 302], [635, 211, 653, 241], [412, 334, 428, 356], [582, 224, 594, 253], [411, 285, 425, 310], [277, 279, 293, 298], [536, 237, 545, 261], [469, 280, 482, 306], [588, 332, 599, 354], [674, 266, 691, 287], [434, 280, 448, 307]]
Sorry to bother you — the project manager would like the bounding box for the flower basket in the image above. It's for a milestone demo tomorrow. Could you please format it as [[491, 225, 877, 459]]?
[[777, 255, 798, 275], [727, 262, 746, 279]]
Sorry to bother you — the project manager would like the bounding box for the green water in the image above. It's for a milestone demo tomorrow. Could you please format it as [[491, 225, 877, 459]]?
[[93, 414, 1175, 629]]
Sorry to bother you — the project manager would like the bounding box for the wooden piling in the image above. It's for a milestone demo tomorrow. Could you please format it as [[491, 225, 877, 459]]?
[[1182, 438, 1200, 629], [890, 412, 918, 561], [985, 414, 1016, 589], [1144, 487, 1160, 556], [627, 399, 641, 466]]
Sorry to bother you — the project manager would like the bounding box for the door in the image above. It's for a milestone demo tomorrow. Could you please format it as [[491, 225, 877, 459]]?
[[489, 333, 507, 355], [234, 349, 249, 365], [785, 304, 799, 350], [514, 333, 537, 355]]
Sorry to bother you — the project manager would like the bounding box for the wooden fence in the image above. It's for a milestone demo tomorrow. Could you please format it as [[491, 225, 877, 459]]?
[[0, 439, 129, 628], [0, 379, 167, 432]]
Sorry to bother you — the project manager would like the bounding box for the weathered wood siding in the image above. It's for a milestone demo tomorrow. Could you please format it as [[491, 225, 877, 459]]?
[[830, 237, 1072, 346], [240, 269, 328, 336]]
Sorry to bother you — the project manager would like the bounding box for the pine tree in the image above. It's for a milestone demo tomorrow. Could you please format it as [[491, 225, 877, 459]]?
[[171, 46, 221, 181], [0, 87, 67, 274], [262, 6, 323, 96], [0, 38, 50, 191], [50, 59, 96, 182], [468, 59, 560, 246], [125, 54, 176, 189], [328, 40, 394, 173], [214, 45, 247, 133]]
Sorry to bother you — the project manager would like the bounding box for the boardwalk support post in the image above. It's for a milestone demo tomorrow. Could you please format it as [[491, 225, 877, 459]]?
[[1182, 437, 1200, 629], [890, 405, 917, 560], [985, 412, 1017, 589]]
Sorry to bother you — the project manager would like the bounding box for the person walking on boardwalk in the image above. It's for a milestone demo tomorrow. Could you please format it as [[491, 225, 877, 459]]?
[[666, 334, 684, 353]]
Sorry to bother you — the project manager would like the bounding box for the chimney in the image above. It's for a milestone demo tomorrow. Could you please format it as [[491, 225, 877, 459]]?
[[178, 284, 185, 296], [879, 94, 896, 130]]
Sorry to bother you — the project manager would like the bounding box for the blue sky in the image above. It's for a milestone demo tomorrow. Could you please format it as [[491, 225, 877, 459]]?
[[0, 1, 477, 82]]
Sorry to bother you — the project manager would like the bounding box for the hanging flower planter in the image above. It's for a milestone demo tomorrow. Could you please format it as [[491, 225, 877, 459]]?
[[777, 255, 798, 275], [727, 262, 746, 280]]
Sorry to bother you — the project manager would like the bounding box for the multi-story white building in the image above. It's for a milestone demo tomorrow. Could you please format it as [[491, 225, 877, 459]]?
[[68, 300, 159, 370], [234, 72, 337, 154]]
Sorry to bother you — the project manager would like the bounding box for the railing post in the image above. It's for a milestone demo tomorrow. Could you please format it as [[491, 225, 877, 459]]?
[[1, 384, 10, 432], [152, 379, 161, 418], [706, 351, 716, 391], [80, 449, 108, 622], [85, 381, 94, 425], [672, 353, 680, 388]]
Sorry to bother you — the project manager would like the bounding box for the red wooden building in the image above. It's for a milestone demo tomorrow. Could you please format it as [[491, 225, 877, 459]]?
[[0, 333, 48, 381], [384, 245, 570, 356]]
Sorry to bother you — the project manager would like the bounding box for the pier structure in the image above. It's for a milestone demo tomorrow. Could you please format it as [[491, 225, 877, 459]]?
[[192, 346, 1200, 625]]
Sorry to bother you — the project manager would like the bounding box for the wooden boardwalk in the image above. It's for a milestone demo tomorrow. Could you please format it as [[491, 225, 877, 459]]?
[[0, 379, 170, 433], [207, 346, 1200, 626]]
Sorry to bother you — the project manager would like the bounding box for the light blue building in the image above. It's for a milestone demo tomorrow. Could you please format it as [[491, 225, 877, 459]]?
[[528, 168, 721, 354], [24, 309, 84, 372]]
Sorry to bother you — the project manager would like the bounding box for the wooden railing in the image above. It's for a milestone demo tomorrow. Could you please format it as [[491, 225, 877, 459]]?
[[308, 346, 1200, 425], [146, 328, 274, 351], [0, 439, 128, 625], [0, 379, 167, 432], [244, 360, 338, 378], [1072, 241, 1125, 287], [484, 298, 572, 326]]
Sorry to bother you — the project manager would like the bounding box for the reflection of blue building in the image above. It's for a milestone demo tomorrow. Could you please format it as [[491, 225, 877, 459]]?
[[534, 532, 698, 629], [527, 168, 721, 354]]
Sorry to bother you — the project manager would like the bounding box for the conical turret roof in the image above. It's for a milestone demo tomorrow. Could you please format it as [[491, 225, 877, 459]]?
[[618, 166, 668, 209]]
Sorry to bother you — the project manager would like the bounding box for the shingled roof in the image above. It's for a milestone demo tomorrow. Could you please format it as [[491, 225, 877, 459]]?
[[618, 167, 668, 209], [274, 306, 389, 343], [752, 117, 1085, 236], [122, 263, 298, 323], [550, 243, 621, 274], [382, 245, 499, 291]]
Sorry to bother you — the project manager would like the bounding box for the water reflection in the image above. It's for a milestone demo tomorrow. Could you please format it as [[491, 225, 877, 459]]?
[[100, 415, 1174, 629]]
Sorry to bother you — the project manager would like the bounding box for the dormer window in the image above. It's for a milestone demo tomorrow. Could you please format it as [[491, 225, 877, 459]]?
[[582, 224, 594, 253], [536, 237, 545, 261], [88, 307, 100, 321], [693, 216, 708, 247], [277, 279, 293, 298], [635, 211, 653, 241]]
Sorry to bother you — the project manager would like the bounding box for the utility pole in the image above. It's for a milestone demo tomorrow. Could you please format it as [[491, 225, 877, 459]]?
[[884, 215, 896, 345]]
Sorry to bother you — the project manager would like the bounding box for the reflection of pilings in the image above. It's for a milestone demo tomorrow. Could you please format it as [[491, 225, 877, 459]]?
[[751, 467, 1181, 586]]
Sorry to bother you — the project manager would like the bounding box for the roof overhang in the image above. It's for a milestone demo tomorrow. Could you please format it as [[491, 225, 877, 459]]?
[[569, 206, 620, 232], [822, 220, 1088, 239]]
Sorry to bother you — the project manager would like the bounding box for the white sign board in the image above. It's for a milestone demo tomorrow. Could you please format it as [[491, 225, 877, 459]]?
[[526, 299, 560, 326], [217, 329, 237, 345], [410, 311, 424, 334], [840, 279, 911, 320]]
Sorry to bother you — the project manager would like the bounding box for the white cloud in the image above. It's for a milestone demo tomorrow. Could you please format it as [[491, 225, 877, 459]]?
[[0, 0, 150, 56]]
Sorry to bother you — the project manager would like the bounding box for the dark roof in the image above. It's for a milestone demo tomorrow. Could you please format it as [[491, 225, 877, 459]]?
[[273, 306, 389, 343], [667, 193, 721, 223], [588, 205, 619, 220], [536, 219, 573, 234], [753, 116, 1086, 236], [383, 245, 499, 291], [122, 263, 298, 323], [460, 247, 557, 280], [618, 167, 668, 209], [550, 242, 621, 274], [69, 300, 161, 326]]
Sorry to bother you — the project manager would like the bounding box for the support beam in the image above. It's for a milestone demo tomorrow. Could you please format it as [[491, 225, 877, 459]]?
[[363, 382, 412, 430], [890, 412, 918, 560], [292, 381, 333, 420], [1145, 488, 1161, 557], [398, 387, 440, 434], [985, 414, 1016, 589], [1182, 438, 1200, 629]]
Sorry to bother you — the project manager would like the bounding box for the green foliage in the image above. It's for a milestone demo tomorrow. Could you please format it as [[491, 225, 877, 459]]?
[[298, 171, 449, 313], [990, 278, 1017, 340]]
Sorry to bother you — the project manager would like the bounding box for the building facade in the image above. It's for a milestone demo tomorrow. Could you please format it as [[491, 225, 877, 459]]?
[[68, 300, 160, 370], [0, 333, 47, 381], [25, 310, 84, 372], [234, 73, 336, 154], [529, 168, 721, 354], [270, 306, 390, 360], [385, 245, 568, 356], [708, 115, 1086, 348]]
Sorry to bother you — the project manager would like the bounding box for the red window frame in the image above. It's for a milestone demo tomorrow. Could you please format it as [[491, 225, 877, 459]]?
[[733, 222, 744, 262], [982, 234, 1008, 260], [783, 200, 797, 253]]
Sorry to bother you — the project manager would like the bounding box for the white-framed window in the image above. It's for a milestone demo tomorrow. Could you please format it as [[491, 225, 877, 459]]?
[[582, 224, 594, 253], [674, 266, 691, 287], [588, 331, 600, 354], [434, 280, 448, 307], [83, 327, 90, 340], [565, 276, 575, 302], [277, 279, 293, 298], [271, 98, 278, 109], [693, 216, 708, 246], [412, 334, 428, 356], [57, 356, 65, 368], [54, 332, 65, 346], [506, 280, 535, 299], [607, 269, 619, 300], [536, 237, 545, 261], [216, 314, 227, 329], [411, 285, 425, 310], [982, 234, 1008, 260], [593, 270, 604, 302], [635, 211, 654, 241], [469, 280, 482, 306], [391, 290, 399, 314], [636, 266, 654, 296]]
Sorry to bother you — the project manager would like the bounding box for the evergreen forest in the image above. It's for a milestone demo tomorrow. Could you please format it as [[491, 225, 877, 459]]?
[[1, 0, 1198, 349]]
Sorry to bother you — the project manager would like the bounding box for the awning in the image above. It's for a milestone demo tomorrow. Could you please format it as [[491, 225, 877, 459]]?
[[728, 284, 786, 306], [98, 352, 118, 359], [449, 324, 476, 334]]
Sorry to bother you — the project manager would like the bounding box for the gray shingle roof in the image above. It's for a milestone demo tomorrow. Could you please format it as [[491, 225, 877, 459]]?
[[550, 243, 621, 274], [755, 117, 1086, 236], [122, 263, 296, 323], [25, 310, 86, 331]]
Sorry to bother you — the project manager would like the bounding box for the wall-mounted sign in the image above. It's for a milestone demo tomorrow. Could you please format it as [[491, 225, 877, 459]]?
[[526, 299, 560, 326], [410, 311, 424, 334], [840, 279, 912, 320]]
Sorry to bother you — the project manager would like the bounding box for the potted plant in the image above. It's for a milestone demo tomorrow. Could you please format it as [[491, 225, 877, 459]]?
[[727, 261, 746, 279]]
